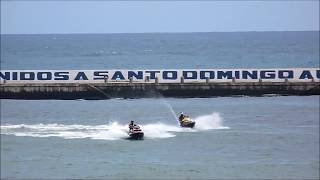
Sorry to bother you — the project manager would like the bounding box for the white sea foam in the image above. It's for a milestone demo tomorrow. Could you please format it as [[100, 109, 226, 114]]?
[[194, 112, 230, 130], [1, 113, 229, 140]]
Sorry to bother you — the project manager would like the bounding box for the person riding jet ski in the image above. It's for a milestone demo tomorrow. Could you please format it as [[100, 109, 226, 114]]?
[[179, 112, 185, 121], [178, 112, 196, 128], [128, 121, 144, 140], [129, 120, 135, 130]]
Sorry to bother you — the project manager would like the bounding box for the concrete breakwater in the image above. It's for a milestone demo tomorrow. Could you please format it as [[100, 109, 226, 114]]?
[[1, 68, 319, 99], [1, 81, 319, 99]]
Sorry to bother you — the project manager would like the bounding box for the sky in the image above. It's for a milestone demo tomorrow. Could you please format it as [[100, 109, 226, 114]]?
[[1, 1, 319, 34]]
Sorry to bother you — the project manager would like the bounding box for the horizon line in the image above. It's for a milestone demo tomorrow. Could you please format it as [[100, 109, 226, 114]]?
[[1, 30, 319, 35]]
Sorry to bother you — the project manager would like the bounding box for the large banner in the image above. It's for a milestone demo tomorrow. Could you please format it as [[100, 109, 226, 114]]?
[[0, 68, 319, 84]]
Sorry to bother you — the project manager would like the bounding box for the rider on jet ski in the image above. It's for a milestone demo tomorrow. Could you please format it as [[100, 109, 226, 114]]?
[[178, 112, 196, 128], [179, 112, 185, 122], [128, 120, 144, 140], [129, 120, 142, 131], [129, 120, 135, 130]]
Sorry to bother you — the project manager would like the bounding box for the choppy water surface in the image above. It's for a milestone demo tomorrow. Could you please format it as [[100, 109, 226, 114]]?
[[1, 96, 319, 179]]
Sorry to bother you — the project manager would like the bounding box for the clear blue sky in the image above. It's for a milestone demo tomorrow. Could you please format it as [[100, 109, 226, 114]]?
[[1, 1, 319, 34]]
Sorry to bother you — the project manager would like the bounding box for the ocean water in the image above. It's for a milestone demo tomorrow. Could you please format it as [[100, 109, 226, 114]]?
[[1, 31, 319, 70], [1, 32, 319, 179], [1, 96, 319, 179]]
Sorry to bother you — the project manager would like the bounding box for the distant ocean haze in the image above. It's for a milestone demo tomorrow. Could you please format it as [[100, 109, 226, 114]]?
[[0, 31, 319, 70]]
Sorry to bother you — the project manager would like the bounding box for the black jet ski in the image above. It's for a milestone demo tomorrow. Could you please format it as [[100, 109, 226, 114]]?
[[128, 125, 144, 140], [179, 116, 196, 128]]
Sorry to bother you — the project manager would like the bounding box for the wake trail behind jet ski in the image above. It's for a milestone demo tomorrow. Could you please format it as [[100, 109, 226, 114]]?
[[1, 113, 229, 141]]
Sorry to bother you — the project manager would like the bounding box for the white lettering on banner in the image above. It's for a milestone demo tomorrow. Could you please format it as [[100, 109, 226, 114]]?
[[0, 68, 319, 84]]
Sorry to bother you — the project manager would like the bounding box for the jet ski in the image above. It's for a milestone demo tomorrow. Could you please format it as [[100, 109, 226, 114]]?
[[128, 125, 144, 140], [179, 116, 196, 128]]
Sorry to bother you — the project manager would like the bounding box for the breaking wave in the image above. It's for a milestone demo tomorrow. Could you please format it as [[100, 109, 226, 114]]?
[[1, 112, 229, 140]]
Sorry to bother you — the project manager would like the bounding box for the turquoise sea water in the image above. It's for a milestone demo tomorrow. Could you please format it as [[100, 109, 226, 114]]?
[[1, 32, 319, 179]]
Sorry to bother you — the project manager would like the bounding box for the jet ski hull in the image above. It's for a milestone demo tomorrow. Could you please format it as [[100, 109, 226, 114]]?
[[128, 132, 144, 140], [179, 116, 196, 128], [180, 121, 195, 128]]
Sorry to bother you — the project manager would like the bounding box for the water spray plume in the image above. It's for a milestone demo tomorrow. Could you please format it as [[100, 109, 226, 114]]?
[[159, 99, 179, 123]]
